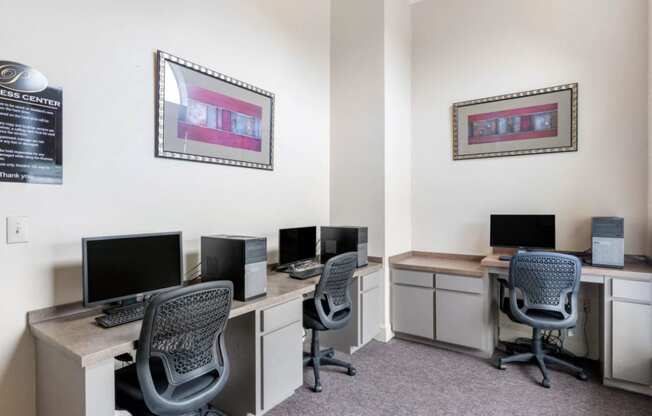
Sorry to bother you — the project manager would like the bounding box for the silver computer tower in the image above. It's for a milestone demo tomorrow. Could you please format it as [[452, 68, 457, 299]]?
[[592, 217, 624, 268]]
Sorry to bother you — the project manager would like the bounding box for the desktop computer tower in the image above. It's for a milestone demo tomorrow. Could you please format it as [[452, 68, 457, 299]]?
[[201, 235, 267, 301], [592, 217, 624, 268], [320, 226, 368, 267]]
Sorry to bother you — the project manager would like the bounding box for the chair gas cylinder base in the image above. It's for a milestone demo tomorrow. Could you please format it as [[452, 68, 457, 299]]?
[[496, 328, 588, 388], [496, 252, 588, 388], [302, 253, 358, 393]]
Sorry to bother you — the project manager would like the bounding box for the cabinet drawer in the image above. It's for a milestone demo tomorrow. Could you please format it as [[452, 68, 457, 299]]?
[[436, 274, 484, 294], [612, 279, 652, 304], [262, 321, 303, 410], [436, 290, 484, 349], [362, 271, 380, 291], [392, 269, 434, 288], [392, 284, 434, 339], [261, 298, 302, 333]]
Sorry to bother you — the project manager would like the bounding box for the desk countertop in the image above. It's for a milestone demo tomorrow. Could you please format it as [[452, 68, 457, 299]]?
[[481, 253, 652, 280], [28, 262, 382, 368], [390, 252, 485, 278], [389, 251, 652, 282]]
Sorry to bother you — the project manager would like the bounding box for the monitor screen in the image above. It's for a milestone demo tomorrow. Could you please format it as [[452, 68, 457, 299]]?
[[490, 215, 555, 249], [83, 232, 183, 306], [279, 226, 317, 266]]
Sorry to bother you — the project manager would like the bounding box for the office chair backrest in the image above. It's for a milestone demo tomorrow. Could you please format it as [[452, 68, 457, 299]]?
[[314, 252, 357, 330], [508, 252, 581, 328], [136, 281, 233, 416]]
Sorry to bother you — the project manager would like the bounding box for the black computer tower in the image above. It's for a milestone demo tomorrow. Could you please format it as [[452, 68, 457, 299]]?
[[320, 226, 368, 267], [201, 235, 267, 301]]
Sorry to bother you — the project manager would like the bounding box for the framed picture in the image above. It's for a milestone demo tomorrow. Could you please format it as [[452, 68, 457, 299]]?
[[452, 83, 577, 160], [156, 51, 274, 170]]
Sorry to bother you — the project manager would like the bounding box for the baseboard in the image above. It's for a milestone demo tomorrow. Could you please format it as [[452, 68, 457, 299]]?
[[603, 378, 652, 397], [394, 332, 494, 359], [375, 325, 394, 343]]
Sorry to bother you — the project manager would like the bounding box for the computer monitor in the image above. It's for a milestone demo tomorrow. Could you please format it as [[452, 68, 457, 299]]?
[[279, 226, 317, 267], [83, 232, 183, 307], [490, 215, 555, 249]]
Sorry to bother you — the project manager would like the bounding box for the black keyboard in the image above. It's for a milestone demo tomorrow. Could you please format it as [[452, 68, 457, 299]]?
[[95, 304, 146, 328], [288, 261, 324, 280]]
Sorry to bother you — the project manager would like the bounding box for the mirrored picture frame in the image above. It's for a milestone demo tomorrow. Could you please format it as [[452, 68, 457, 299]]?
[[155, 50, 274, 170], [452, 83, 578, 160]]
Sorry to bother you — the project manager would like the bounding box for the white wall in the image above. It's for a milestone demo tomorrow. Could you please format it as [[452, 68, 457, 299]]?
[[649, 0, 652, 256], [330, 0, 413, 342], [330, 0, 386, 257], [412, 0, 649, 255], [0, 1, 331, 414], [385, 0, 413, 257], [383, 0, 412, 340]]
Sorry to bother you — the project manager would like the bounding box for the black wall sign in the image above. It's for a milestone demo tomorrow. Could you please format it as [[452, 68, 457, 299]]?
[[0, 61, 62, 184]]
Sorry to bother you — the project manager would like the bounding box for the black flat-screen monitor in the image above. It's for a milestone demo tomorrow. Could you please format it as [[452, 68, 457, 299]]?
[[490, 215, 555, 249], [83, 232, 183, 307], [279, 226, 317, 267]]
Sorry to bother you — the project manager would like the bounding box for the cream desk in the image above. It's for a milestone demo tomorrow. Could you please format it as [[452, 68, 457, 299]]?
[[483, 254, 652, 396], [28, 262, 383, 416], [390, 252, 496, 358], [390, 251, 652, 397]]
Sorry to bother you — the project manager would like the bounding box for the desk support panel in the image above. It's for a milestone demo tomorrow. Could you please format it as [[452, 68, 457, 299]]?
[[36, 339, 114, 416]]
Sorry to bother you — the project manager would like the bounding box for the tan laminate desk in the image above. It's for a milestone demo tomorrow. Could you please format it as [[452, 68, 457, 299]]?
[[481, 253, 652, 282], [28, 263, 382, 416], [481, 253, 652, 396], [390, 252, 485, 277], [389, 251, 652, 396], [389, 252, 494, 357]]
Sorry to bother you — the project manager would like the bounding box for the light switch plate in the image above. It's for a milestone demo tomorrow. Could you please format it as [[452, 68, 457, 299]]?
[[7, 216, 29, 244]]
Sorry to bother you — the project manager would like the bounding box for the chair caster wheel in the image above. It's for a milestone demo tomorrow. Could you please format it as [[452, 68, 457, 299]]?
[[541, 378, 551, 388], [312, 384, 322, 393], [496, 359, 506, 370], [577, 372, 588, 381], [326, 351, 335, 359], [348, 367, 357, 376]]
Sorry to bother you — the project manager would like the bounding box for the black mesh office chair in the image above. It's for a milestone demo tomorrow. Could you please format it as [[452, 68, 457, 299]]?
[[303, 252, 358, 392], [496, 252, 587, 388], [115, 281, 233, 416]]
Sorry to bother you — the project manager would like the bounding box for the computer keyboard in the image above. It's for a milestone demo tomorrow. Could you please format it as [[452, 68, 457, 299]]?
[[288, 260, 324, 280], [95, 303, 146, 328]]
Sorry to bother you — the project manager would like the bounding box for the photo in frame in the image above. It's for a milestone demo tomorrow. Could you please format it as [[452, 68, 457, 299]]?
[[452, 83, 577, 160], [156, 51, 274, 170]]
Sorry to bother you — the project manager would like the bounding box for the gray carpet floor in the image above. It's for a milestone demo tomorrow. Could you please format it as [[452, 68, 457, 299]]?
[[266, 339, 652, 416]]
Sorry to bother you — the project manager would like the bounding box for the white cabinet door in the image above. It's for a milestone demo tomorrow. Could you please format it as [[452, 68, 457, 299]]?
[[612, 300, 652, 386], [261, 321, 303, 410], [361, 286, 381, 344], [435, 289, 484, 350], [392, 284, 435, 339]]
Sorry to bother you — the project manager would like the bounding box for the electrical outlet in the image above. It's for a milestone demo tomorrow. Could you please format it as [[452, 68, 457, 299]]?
[[6, 216, 29, 244]]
